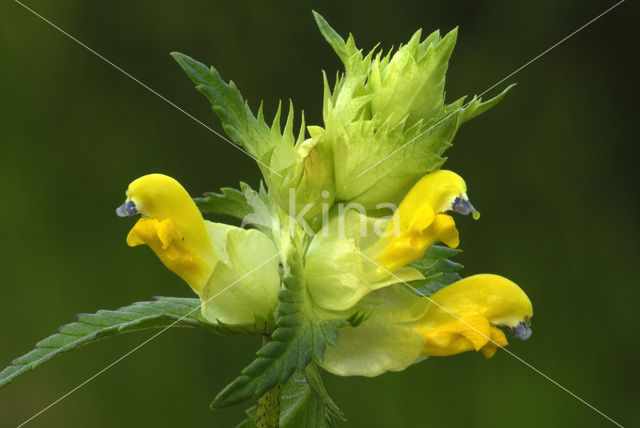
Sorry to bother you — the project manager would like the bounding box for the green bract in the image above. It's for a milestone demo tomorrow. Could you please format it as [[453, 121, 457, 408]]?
[[201, 222, 280, 327], [172, 12, 511, 218], [311, 12, 512, 208], [321, 285, 429, 377], [304, 209, 424, 314]]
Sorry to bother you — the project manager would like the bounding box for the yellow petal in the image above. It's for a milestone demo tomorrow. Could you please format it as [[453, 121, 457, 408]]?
[[373, 213, 459, 274], [417, 317, 510, 358], [364, 170, 467, 276], [127, 217, 215, 294], [412, 274, 531, 358], [417, 316, 492, 357], [421, 274, 533, 329], [480, 327, 508, 359], [394, 170, 469, 222], [119, 174, 219, 294]]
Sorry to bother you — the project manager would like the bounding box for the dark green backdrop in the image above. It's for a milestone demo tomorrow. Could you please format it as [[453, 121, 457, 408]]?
[[1, 1, 637, 427]]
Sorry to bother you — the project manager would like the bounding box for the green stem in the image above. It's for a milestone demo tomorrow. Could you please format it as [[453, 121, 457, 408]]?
[[255, 336, 281, 428]]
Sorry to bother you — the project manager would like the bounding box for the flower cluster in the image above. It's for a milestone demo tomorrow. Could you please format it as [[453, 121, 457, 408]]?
[[117, 12, 532, 381]]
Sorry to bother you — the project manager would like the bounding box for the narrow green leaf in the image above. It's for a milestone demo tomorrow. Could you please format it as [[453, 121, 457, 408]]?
[[405, 244, 464, 296], [403, 274, 460, 297], [0, 297, 240, 389], [212, 259, 344, 408], [303, 363, 345, 425], [171, 52, 273, 160], [237, 364, 345, 428], [312, 11, 350, 63], [409, 244, 462, 272], [235, 417, 255, 428], [345, 311, 369, 328], [460, 84, 515, 124], [193, 182, 253, 219]]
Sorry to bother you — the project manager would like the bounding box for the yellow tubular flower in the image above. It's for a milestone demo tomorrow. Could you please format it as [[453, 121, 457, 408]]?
[[319, 273, 533, 377], [116, 174, 218, 294], [365, 170, 478, 278], [415, 274, 533, 358]]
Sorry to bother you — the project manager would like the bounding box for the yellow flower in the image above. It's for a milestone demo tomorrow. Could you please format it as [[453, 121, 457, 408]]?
[[117, 174, 218, 293], [305, 169, 479, 314], [320, 274, 533, 377], [418, 316, 508, 359], [416, 274, 533, 358], [364, 169, 478, 279], [117, 174, 281, 327]]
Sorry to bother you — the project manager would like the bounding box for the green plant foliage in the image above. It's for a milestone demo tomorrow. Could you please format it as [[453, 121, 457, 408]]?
[[409, 244, 462, 273], [171, 52, 305, 163], [237, 364, 345, 428], [193, 182, 253, 219], [212, 260, 344, 409], [0, 297, 237, 389], [173, 51, 334, 222], [406, 244, 463, 296], [302, 363, 345, 425], [311, 11, 513, 207]]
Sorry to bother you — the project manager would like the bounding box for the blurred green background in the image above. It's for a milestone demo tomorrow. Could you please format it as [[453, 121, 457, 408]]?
[[1, 1, 638, 427]]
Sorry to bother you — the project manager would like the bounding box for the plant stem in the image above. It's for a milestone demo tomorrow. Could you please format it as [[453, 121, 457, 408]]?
[[255, 336, 281, 428]]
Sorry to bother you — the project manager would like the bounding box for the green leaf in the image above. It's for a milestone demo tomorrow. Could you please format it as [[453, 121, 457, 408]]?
[[212, 258, 344, 408], [235, 416, 255, 428], [171, 52, 305, 165], [173, 52, 325, 221], [171, 52, 270, 159], [312, 11, 355, 66], [193, 182, 253, 219], [313, 11, 373, 126], [406, 244, 463, 296], [460, 84, 516, 124], [409, 244, 462, 272], [237, 364, 345, 428], [0, 297, 242, 390], [302, 363, 345, 425]]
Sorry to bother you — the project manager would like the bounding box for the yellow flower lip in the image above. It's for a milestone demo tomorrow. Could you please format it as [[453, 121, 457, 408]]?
[[116, 200, 138, 217], [415, 274, 533, 357]]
